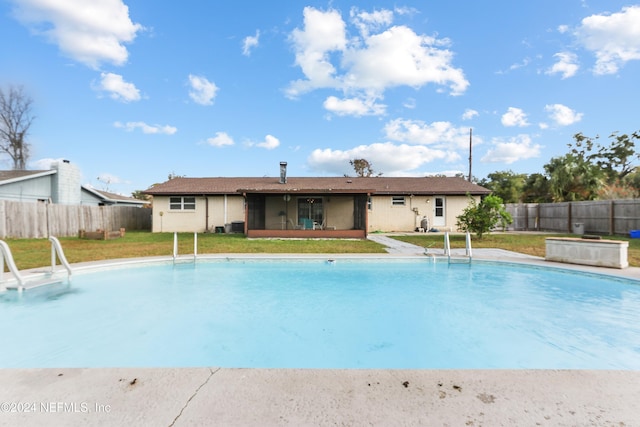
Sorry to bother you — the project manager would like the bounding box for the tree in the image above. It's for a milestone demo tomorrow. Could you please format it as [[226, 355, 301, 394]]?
[[131, 190, 153, 207], [0, 85, 34, 170], [347, 159, 382, 177], [478, 170, 526, 203], [571, 131, 640, 183], [521, 173, 552, 203], [456, 194, 512, 239], [544, 153, 604, 202]]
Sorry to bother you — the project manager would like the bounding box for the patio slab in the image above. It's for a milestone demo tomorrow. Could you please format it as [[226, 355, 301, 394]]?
[[1, 368, 639, 426]]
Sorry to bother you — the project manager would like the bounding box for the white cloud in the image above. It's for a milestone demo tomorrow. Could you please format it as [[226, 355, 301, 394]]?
[[546, 52, 579, 79], [188, 74, 218, 106], [247, 135, 280, 150], [11, 0, 143, 68], [286, 7, 468, 107], [206, 132, 234, 147], [575, 5, 640, 75], [544, 104, 583, 126], [501, 107, 530, 127], [287, 7, 347, 95], [403, 98, 416, 109], [242, 30, 260, 56], [114, 121, 177, 135], [384, 119, 477, 150], [349, 7, 394, 37], [481, 135, 542, 164], [95, 72, 140, 102], [323, 96, 386, 117], [308, 142, 458, 176], [30, 158, 65, 170], [462, 109, 478, 120]]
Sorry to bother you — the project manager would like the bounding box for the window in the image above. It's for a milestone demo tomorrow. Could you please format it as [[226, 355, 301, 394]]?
[[435, 197, 444, 217], [169, 196, 196, 210], [391, 196, 405, 206], [367, 196, 372, 210]]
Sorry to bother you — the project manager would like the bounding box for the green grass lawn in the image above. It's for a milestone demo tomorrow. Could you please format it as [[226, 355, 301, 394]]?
[[392, 232, 640, 267], [3, 231, 639, 270], [4, 232, 386, 271]]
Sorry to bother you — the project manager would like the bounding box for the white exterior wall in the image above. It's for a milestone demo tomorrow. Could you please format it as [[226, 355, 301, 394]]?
[[208, 195, 245, 230], [368, 195, 480, 232], [151, 193, 481, 233], [151, 195, 245, 232], [0, 175, 53, 202]]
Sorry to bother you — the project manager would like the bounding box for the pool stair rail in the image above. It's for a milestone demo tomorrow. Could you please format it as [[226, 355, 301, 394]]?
[[0, 237, 73, 292], [443, 232, 473, 264], [0, 240, 24, 291], [172, 232, 199, 264]]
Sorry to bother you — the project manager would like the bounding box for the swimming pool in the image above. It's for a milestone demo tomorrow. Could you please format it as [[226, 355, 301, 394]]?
[[2, 258, 640, 369]]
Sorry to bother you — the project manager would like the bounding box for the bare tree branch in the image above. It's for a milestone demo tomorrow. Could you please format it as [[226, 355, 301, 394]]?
[[0, 85, 34, 169]]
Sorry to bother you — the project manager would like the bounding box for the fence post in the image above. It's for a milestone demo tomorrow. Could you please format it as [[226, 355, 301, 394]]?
[[610, 200, 615, 235]]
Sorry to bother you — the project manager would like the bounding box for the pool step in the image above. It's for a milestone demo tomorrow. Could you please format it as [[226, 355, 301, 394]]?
[[6, 278, 64, 291], [448, 256, 472, 264]]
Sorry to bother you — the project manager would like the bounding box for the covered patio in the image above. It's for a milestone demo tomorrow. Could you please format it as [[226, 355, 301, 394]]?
[[240, 189, 371, 239]]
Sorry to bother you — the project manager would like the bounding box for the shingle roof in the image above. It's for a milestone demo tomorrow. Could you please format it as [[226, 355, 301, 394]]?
[[0, 170, 55, 184], [83, 187, 149, 204], [144, 176, 490, 196]]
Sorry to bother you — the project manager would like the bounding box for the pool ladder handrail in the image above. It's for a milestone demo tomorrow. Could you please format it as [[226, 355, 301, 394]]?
[[173, 232, 199, 263], [443, 232, 472, 263], [0, 237, 72, 292], [0, 240, 25, 290], [49, 236, 73, 279]]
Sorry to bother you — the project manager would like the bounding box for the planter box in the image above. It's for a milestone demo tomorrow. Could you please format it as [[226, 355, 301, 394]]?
[[79, 228, 126, 240], [545, 237, 628, 269]]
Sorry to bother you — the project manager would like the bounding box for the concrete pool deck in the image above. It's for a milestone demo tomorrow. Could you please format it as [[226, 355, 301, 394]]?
[[2, 234, 640, 426], [2, 368, 640, 426]]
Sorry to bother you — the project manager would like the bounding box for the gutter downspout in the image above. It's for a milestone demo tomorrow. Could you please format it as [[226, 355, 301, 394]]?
[[224, 195, 228, 226], [242, 192, 248, 234], [205, 195, 209, 232]]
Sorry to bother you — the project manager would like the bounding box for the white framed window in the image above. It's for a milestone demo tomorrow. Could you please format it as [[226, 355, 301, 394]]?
[[391, 196, 405, 206], [169, 196, 196, 210]]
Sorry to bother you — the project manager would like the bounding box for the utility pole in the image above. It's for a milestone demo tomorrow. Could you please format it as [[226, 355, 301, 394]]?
[[468, 128, 473, 182]]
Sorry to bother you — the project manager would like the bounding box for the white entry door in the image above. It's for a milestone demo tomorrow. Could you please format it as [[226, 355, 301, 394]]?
[[433, 197, 445, 226]]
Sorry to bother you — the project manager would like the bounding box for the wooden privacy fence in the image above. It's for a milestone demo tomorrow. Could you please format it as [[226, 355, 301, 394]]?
[[505, 199, 640, 236], [0, 200, 151, 239]]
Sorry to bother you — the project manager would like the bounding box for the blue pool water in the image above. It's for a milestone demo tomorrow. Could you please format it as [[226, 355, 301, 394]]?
[[1, 259, 640, 369]]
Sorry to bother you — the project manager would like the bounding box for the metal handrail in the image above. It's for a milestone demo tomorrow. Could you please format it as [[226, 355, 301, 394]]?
[[173, 232, 198, 262], [0, 240, 25, 289], [49, 236, 73, 278], [444, 232, 472, 263]]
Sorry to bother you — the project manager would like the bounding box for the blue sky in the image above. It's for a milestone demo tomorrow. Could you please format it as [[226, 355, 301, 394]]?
[[1, 1, 639, 196]]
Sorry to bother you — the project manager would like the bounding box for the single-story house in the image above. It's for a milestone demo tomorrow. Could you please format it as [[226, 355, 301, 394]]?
[[0, 160, 148, 207], [144, 164, 490, 238]]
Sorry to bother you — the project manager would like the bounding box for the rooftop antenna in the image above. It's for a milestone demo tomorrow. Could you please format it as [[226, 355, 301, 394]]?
[[468, 128, 473, 182]]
